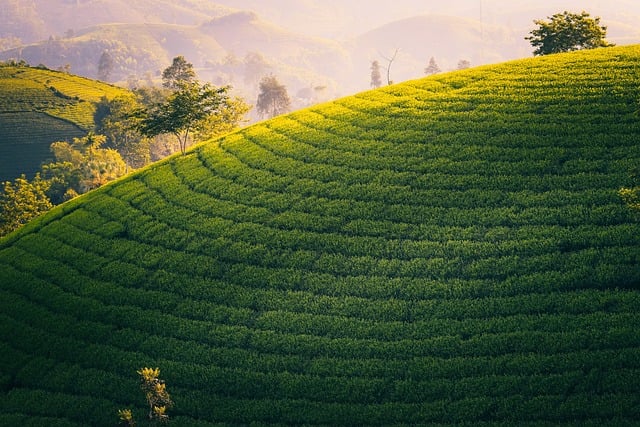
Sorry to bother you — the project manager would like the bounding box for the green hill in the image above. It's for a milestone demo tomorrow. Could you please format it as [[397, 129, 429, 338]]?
[[0, 65, 129, 183], [1, 45, 640, 426]]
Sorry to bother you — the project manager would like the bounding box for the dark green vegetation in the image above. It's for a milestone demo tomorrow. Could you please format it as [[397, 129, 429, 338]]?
[[0, 65, 129, 183], [2, 45, 640, 426], [526, 11, 613, 56]]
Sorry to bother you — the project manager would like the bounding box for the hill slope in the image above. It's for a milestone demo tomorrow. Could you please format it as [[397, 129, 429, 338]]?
[[1, 46, 640, 425], [0, 65, 129, 183]]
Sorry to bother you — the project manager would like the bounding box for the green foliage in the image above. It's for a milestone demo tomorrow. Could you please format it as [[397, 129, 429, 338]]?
[[526, 10, 614, 56], [192, 96, 251, 143], [620, 187, 640, 212], [119, 368, 173, 426], [137, 82, 233, 154], [0, 174, 52, 236], [256, 75, 291, 119], [1, 45, 640, 426], [161, 56, 196, 90], [97, 94, 151, 169], [0, 65, 130, 183], [47, 133, 127, 193]]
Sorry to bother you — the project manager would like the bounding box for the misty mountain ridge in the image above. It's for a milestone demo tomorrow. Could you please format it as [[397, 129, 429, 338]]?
[[2, 0, 639, 104]]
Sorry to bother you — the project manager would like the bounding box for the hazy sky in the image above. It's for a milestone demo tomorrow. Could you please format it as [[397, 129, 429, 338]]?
[[217, 0, 640, 40]]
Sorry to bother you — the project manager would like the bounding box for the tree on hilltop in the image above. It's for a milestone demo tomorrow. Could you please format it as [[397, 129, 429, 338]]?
[[256, 75, 291, 119], [139, 57, 249, 154], [457, 59, 471, 70], [424, 57, 441, 75], [526, 11, 614, 56], [162, 55, 196, 89]]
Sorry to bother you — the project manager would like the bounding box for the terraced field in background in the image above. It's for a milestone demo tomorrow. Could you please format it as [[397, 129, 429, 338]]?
[[2, 45, 640, 426], [0, 66, 129, 183]]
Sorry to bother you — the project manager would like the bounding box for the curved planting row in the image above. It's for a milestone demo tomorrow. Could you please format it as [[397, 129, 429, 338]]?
[[1, 46, 640, 425]]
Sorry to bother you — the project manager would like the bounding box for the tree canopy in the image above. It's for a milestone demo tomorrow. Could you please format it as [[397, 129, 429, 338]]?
[[136, 82, 232, 154], [256, 75, 291, 119], [97, 94, 151, 169], [424, 57, 441, 76], [47, 133, 127, 194], [162, 55, 197, 90], [526, 11, 614, 56], [0, 173, 52, 236]]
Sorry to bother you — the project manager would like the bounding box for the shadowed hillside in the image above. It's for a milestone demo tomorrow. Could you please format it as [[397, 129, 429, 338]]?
[[1, 45, 640, 425]]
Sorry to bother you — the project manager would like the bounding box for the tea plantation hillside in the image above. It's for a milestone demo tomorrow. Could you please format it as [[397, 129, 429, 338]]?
[[2, 46, 640, 426], [0, 65, 129, 183]]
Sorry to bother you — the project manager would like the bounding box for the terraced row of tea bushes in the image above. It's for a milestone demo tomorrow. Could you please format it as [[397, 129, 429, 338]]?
[[0, 112, 85, 180]]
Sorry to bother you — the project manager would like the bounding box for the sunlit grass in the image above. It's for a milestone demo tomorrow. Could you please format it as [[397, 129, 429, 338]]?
[[1, 45, 640, 426]]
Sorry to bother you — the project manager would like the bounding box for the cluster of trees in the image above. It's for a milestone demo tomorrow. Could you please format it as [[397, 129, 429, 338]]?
[[0, 132, 127, 236], [0, 54, 299, 237], [0, 56, 253, 237], [525, 10, 613, 56]]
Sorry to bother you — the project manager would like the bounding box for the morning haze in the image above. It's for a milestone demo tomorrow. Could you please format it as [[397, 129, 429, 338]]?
[[2, 0, 640, 99]]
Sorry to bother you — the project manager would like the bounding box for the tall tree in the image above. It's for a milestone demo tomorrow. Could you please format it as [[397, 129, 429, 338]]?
[[0, 173, 52, 237], [424, 57, 441, 75], [137, 81, 232, 154], [97, 50, 114, 81], [370, 60, 382, 88], [256, 75, 291, 119], [526, 11, 614, 56], [162, 55, 196, 90]]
